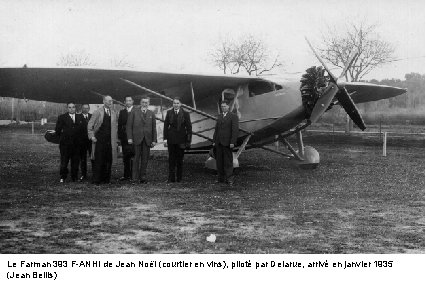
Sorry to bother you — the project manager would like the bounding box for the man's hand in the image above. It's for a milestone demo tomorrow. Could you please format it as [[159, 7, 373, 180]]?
[[212, 143, 215, 147], [151, 142, 157, 148], [164, 140, 167, 148], [91, 137, 97, 143], [128, 139, 133, 144], [230, 144, 234, 148]]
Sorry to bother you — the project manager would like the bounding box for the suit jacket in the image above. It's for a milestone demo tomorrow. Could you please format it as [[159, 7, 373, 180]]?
[[87, 107, 118, 163], [126, 108, 157, 146], [213, 112, 239, 146], [118, 108, 133, 144], [55, 113, 85, 146], [163, 108, 192, 145], [79, 113, 92, 145]]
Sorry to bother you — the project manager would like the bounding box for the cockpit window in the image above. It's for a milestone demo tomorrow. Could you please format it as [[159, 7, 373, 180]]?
[[248, 81, 280, 96]]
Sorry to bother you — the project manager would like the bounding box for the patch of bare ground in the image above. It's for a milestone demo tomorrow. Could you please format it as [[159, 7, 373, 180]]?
[[0, 128, 424, 253]]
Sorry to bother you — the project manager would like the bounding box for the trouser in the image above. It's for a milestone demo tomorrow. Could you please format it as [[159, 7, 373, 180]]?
[[216, 143, 233, 182], [79, 142, 93, 178], [122, 144, 134, 179], [59, 143, 80, 180], [132, 140, 150, 180], [168, 144, 185, 181], [92, 141, 112, 183]]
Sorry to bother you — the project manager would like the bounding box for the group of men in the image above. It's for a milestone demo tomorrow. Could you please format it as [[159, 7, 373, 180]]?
[[54, 95, 239, 185], [54, 102, 92, 182]]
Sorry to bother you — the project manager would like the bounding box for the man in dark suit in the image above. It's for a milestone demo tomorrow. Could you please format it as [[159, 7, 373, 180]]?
[[163, 97, 192, 183], [78, 104, 92, 181], [127, 96, 157, 183], [55, 102, 84, 183], [213, 100, 239, 185], [118, 96, 135, 181]]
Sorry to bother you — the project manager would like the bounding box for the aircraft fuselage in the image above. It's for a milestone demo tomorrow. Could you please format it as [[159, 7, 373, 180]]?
[[189, 80, 305, 149]]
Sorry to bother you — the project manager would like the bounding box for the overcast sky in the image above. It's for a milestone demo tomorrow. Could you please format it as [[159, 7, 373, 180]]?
[[0, 0, 424, 81]]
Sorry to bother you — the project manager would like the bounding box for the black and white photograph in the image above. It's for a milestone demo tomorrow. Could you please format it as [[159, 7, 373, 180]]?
[[0, 0, 424, 276]]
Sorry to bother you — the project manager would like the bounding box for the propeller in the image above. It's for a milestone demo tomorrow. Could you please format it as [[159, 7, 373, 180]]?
[[304, 37, 366, 130]]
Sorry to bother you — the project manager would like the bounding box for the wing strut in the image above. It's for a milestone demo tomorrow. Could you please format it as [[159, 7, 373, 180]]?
[[120, 78, 253, 135], [234, 134, 252, 160], [190, 82, 197, 109]]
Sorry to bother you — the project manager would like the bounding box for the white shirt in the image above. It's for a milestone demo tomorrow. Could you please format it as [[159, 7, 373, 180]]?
[[127, 106, 133, 113], [174, 109, 179, 115], [223, 112, 228, 117], [83, 114, 88, 120], [105, 107, 110, 116], [69, 113, 75, 122]]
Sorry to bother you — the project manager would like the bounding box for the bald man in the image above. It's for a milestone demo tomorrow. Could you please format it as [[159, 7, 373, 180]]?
[[88, 96, 118, 184]]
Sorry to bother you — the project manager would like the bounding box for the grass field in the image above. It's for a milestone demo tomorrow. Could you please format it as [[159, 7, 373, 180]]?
[[0, 126, 424, 253]]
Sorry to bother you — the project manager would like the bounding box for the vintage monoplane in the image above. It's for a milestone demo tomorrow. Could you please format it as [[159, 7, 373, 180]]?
[[0, 40, 406, 169]]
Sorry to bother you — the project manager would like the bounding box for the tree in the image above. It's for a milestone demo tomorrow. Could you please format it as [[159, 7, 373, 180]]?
[[320, 23, 395, 82], [211, 35, 283, 76], [57, 50, 95, 67], [110, 55, 135, 68], [211, 40, 234, 75]]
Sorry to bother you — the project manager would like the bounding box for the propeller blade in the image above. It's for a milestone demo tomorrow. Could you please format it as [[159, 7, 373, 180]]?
[[304, 37, 367, 130], [336, 87, 366, 130], [305, 37, 337, 82], [308, 83, 339, 125], [338, 48, 359, 80]]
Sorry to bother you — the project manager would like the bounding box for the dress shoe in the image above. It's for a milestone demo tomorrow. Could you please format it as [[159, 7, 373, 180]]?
[[119, 177, 129, 181], [167, 179, 175, 183], [139, 179, 147, 184]]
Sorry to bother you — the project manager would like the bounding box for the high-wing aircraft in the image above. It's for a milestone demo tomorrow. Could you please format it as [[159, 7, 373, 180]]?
[[0, 41, 406, 169]]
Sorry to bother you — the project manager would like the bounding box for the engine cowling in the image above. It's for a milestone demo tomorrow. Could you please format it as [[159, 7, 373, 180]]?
[[300, 66, 331, 119]]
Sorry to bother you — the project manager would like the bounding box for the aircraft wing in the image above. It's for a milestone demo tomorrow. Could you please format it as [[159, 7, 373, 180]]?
[[0, 67, 272, 104], [341, 81, 406, 104]]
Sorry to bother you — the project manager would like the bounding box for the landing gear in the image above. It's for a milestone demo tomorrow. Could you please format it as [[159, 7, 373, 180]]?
[[279, 131, 319, 169]]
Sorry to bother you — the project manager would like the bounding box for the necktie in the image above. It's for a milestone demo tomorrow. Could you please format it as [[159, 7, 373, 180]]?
[[106, 109, 110, 116]]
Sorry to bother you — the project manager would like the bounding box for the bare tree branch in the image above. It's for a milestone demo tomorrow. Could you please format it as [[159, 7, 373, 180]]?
[[210, 35, 283, 76], [57, 50, 96, 67], [320, 22, 395, 82], [110, 55, 135, 68]]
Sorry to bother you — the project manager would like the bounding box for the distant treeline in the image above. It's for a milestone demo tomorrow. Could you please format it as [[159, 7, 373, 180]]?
[[0, 98, 66, 122], [0, 72, 424, 125]]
